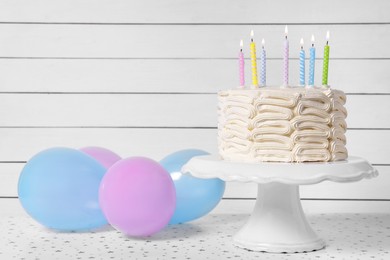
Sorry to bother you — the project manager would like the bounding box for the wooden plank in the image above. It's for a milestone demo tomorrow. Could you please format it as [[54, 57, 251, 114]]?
[[0, 0, 388, 24], [4, 197, 390, 219], [0, 128, 388, 164], [0, 128, 218, 162], [0, 24, 388, 58], [0, 127, 388, 197], [224, 166, 387, 199], [0, 59, 389, 94], [347, 130, 390, 164], [0, 163, 387, 199], [1, 198, 390, 218], [346, 95, 390, 129], [0, 94, 218, 127], [0, 163, 22, 197], [213, 200, 390, 215], [0, 94, 389, 128]]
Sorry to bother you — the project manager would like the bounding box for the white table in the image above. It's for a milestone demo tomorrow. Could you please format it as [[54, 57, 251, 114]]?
[[1, 198, 390, 259], [183, 155, 378, 253]]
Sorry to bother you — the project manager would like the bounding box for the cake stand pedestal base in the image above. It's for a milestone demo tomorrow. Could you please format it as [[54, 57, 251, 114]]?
[[233, 183, 324, 253]]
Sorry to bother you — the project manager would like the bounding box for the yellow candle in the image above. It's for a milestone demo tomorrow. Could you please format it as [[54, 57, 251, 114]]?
[[250, 30, 259, 87]]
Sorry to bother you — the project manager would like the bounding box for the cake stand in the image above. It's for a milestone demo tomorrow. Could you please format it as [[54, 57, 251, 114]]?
[[182, 155, 378, 253]]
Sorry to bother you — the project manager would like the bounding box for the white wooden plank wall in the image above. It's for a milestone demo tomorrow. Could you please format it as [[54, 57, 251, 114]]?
[[0, 0, 389, 205]]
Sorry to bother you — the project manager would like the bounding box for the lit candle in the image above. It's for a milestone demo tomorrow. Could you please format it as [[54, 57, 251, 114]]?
[[308, 34, 315, 86], [239, 40, 245, 87], [322, 31, 330, 86], [260, 38, 266, 87], [250, 30, 259, 87], [283, 25, 289, 86], [299, 38, 305, 86]]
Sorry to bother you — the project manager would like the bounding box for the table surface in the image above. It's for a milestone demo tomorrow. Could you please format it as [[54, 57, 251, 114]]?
[[1, 198, 389, 260]]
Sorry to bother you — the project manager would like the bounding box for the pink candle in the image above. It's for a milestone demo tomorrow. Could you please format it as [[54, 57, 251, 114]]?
[[283, 25, 289, 86], [239, 39, 245, 87]]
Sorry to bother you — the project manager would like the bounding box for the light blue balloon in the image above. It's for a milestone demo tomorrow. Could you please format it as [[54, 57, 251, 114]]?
[[160, 149, 225, 224], [18, 147, 108, 231]]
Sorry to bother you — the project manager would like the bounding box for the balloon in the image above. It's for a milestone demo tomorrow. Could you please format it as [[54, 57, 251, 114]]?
[[18, 147, 108, 231], [99, 157, 176, 237], [160, 149, 225, 224], [80, 146, 121, 169]]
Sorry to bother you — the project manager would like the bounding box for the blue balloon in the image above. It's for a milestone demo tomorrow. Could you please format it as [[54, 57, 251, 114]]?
[[18, 147, 108, 231], [160, 149, 225, 224]]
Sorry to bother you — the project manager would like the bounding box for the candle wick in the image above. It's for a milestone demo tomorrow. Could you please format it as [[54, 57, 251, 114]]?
[[326, 40, 329, 45], [301, 46, 303, 50], [285, 35, 287, 40], [240, 48, 242, 52], [312, 43, 314, 47], [251, 38, 253, 42]]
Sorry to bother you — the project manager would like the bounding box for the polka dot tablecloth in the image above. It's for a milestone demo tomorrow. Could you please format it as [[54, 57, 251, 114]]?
[[1, 213, 389, 260]]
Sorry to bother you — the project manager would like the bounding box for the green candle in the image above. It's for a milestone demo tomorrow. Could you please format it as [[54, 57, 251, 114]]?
[[322, 31, 330, 86]]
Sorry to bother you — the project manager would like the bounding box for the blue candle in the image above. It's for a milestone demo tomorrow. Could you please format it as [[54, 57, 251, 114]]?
[[299, 38, 305, 86], [309, 34, 315, 86], [260, 38, 266, 86]]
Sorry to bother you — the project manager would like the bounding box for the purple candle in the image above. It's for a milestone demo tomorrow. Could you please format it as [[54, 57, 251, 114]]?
[[239, 40, 245, 87], [260, 39, 266, 87], [283, 25, 289, 86]]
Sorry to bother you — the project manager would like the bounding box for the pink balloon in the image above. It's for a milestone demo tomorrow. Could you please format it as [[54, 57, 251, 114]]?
[[99, 157, 176, 237], [80, 146, 121, 169]]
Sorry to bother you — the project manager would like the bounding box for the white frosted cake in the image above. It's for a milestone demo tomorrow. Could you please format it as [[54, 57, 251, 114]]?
[[218, 86, 348, 163]]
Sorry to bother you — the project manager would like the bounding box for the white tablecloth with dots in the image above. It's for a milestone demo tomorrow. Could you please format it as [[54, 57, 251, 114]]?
[[1, 199, 389, 260]]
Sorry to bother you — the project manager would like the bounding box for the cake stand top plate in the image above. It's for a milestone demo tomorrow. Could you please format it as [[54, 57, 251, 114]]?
[[182, 155, 378, 185]]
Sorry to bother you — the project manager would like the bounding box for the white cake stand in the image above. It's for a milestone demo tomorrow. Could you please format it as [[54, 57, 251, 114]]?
[[182, 155, 378, 253]]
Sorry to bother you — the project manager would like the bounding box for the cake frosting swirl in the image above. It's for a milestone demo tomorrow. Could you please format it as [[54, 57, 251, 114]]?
[[218, 86, 348, 162]]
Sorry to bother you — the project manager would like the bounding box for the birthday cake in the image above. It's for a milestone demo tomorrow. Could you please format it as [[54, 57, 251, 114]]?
[[218, 28, 347, 162], [217, 86, 348, 163]]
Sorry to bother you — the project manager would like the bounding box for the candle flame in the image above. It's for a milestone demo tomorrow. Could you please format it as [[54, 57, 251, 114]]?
[[284, 25, 288, 37], [311, 34, 315, 44], [240, 39, 243, 49], [326, 31, 330, 41], [300, 38, 304, 48], [250, 30, 254, 41], [261, 38, 265, 48]]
